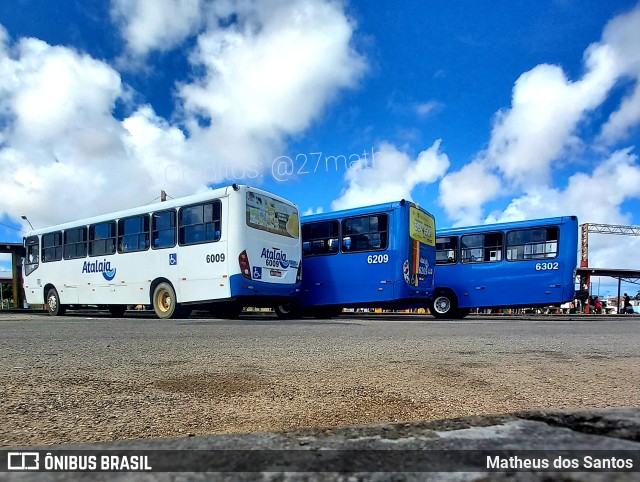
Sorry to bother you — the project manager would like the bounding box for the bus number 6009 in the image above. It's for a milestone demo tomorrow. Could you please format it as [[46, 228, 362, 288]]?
[[206, 253, 226, 263], [535, 262, 558, 270]]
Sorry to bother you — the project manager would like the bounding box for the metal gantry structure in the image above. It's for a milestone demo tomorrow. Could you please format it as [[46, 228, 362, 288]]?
[[578, 223, 640, 312]]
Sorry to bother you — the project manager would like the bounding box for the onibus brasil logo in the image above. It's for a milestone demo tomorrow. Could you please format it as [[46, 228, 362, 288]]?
[[82, 259, 117, 281]]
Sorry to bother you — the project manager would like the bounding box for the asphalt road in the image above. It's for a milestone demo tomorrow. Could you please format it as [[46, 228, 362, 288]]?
[[1, 310, 639, 447]]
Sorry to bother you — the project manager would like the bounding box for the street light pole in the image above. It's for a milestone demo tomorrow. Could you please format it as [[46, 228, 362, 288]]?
[[21, 215, 34, 230]]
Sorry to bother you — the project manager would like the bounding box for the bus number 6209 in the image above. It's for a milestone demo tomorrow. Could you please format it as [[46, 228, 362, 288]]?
[[535, 262, 558, 270], [206, 253, 226, 263], [367, 254, 389, 264]]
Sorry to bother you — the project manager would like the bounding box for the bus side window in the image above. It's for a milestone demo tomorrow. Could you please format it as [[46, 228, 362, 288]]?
[[89, 221, 117, 256], [64, 227, 88, 259], [179, 201, 221, 246], [436, 236, 458, 265], [506, 227, 558, 260], [24, 236, 39, 275], [152, 209, 177, 249], [461, 232, 503, 263], [340, 214, 388, 253], [118, 215, 150, 253], [301, 220, 340, 256], [42, 231, 63, 263]]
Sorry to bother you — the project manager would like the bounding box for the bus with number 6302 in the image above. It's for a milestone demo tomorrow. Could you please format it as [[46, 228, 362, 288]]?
[[432, 216, 578, 318]]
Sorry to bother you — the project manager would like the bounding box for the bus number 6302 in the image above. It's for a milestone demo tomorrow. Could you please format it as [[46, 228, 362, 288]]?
[[206, 253, 226, 263], [535, 262, 558, 270]]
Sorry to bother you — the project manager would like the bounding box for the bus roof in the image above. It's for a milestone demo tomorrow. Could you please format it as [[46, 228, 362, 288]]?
[[436, 216, 577, 237], [301, 200, 434, 224], [24, 184, 297, 236]]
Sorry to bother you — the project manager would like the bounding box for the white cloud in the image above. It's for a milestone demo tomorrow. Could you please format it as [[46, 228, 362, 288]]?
[[599, 83, 640, 146], [438, 3, 640, 225], [0, 0, 366, 229], [485, 148, 640, 269], [438, 161, 502, 226], [302, 207, 324, 216], [415, 100, 441, 117], [486, 149, 640, 225], [179, 0, 366, 163], [331, 140, 449, 210], [111, 0, 203, 57]]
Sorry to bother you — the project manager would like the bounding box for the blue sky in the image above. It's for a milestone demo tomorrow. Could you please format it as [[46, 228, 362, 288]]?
[[1, 0, 640, 294]]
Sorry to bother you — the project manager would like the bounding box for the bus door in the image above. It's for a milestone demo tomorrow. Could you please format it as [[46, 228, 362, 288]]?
[[458, 232, 505, 308], [337, 213, 394, 305]]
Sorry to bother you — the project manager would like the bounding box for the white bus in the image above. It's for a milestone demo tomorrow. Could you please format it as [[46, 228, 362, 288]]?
[[23, 184, 301, 319]]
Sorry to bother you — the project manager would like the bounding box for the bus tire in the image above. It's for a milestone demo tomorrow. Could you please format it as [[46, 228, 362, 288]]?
[[152, 282, 181, 319], [45, 287, 66, 316], [274, 303, 299, 319], [454, 308, 470, 319], [430, 292, 457, 319], [108, 305, 127, 317]]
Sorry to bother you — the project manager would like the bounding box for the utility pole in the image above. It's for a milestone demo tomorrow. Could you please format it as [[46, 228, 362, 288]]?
[[161, 190, 167, 202]]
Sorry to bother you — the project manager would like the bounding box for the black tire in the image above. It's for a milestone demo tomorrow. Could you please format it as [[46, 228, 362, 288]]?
[[45, 287, 66, 316], [454, 308, 471, 319], [108, 305, 127, 317], [274, 302, 299, 319], [152, 282, 181, 319], [211, 302, 242, 319], [430, 292, 457, 319]]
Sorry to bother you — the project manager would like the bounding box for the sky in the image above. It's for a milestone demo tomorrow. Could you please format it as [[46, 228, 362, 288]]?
[[1, 0, 640, 295]]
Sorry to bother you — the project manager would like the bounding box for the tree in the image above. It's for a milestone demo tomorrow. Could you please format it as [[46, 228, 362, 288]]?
[[0, 281, 13, 309]]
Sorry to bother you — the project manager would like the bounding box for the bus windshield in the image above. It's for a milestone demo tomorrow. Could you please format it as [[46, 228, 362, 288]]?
[[246, 191, 299, 238]]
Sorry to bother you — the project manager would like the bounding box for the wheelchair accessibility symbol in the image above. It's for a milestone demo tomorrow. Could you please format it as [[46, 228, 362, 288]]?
[[169, 253, 177, 265], [252, 266, 262, 279]]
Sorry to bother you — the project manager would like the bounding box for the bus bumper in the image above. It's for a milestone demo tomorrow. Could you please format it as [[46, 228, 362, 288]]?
[[229, 274, 300, 301]]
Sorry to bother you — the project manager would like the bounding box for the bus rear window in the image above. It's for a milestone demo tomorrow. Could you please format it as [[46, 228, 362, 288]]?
[[246, 192, 299, 238]]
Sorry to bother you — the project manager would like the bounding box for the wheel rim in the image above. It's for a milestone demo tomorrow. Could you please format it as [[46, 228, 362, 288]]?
[[48, 293, 57, 312], [434, 296, 451, 314], [157, 290, 172, 313], [278, 304, 291, 315]]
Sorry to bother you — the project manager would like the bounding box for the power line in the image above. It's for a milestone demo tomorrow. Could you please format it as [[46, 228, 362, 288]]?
[[0, 221, 21, 231]]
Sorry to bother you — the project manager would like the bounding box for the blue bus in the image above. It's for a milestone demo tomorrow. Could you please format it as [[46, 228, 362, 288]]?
[[275, 200, 436, 318], [432, 216, 578, 318]]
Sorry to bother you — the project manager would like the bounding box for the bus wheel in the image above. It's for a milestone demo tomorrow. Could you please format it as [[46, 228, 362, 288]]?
[[274, 303, 299, 319], [46, 287, 67, 316], [153, 282, 180, 319], [430, 293, 456, 319], [108, 305, 127, 317], [454, 308, 470, 319]]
